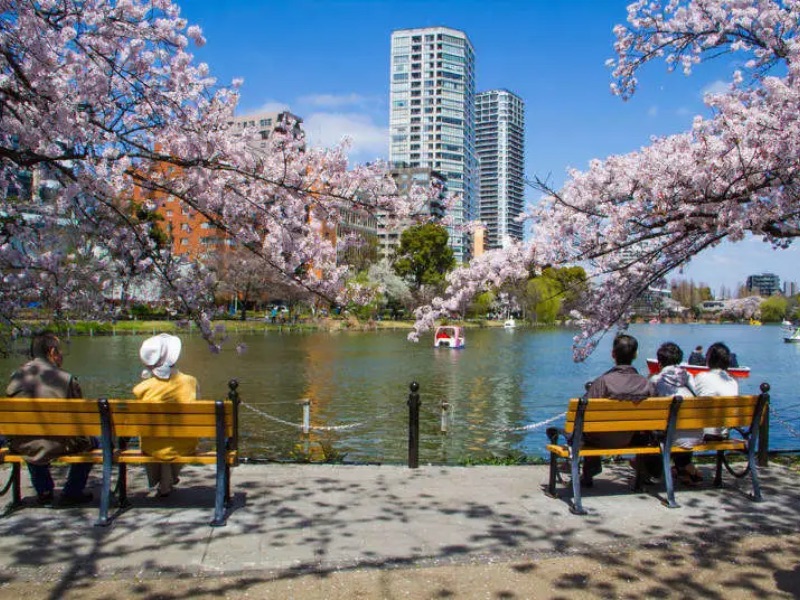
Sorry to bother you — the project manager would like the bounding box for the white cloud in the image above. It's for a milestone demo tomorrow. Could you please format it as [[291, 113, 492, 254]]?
[[237, 100, 291, 116], [701, 80, 729, 97], [647, 105, 659, 117], [298, 93, 375, 109], [304, 112, 388, 163]]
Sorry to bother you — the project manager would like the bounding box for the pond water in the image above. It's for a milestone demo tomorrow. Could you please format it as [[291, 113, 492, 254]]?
[[1, 323, 798, 463]]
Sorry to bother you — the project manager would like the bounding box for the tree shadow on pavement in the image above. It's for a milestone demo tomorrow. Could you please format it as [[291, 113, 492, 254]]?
[[0, 462, 798, 599]]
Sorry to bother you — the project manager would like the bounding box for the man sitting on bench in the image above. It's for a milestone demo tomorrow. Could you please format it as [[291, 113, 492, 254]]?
[[5, 333, 96, 506], [582, 334, 654, 487]]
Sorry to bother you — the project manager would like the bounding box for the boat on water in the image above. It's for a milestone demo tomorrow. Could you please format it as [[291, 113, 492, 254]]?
[[503, 318, 516, 329], [646, 358, 751, 379], [434, 325, 465, 349], [782, 324, 800, 343], [750, 318, 762, 326]]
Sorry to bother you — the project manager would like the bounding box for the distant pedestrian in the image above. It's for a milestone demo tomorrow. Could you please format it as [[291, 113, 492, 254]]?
[[687, 345, 705, 366]]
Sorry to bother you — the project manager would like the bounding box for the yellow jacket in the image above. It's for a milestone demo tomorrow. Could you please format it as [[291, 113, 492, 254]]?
[[132, 370, 199, 460]]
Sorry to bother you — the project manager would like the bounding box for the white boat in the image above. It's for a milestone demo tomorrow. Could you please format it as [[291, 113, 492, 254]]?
[[503, 318, 516, 329], [783, 325, 800, 343], [434, 325, 465, 349]]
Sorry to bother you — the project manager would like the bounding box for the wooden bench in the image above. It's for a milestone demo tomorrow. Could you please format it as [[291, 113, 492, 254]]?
[[545, 383, 770, 515], [0, 380, 240, 527]]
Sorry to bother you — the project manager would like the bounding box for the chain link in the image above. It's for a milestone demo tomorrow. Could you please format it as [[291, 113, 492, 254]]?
[[770, 406, 800, 441], [242, 401, 367, 432], [496, 412, 567, 433]]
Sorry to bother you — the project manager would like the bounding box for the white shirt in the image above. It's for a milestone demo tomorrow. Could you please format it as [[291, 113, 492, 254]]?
[[694, 368, 739, 437], [694, 369, 739, 396]]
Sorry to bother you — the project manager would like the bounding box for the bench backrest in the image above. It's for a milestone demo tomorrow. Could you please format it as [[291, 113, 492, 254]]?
[[0, 398, 103, 437], [0, 398, 234, 440], [564, 397, 674, 434], [674, 395, 761, 429], [564, 394, 762, 434], [106, 399, 234, 439]]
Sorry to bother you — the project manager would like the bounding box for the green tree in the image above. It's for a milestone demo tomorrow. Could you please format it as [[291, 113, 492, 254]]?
[[760, 296, 788, 323], [467, 291, 496, 319], [525, 277, 561, 324], [541, 266, 588, 315], [393, 223, 455, 289]]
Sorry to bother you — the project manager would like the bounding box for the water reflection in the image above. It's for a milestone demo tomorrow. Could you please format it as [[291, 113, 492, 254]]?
[[0, 323, 797, 463]]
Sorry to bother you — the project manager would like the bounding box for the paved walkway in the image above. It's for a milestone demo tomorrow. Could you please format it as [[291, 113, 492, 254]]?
[[0, 462, 799, 598]]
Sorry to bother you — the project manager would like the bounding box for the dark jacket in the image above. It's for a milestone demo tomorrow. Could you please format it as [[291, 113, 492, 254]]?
[[587, 365, 653, 401], [6, 357, 92, 465]]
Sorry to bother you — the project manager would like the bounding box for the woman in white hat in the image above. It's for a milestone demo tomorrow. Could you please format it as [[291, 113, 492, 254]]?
[[133, 333, 199, 497]]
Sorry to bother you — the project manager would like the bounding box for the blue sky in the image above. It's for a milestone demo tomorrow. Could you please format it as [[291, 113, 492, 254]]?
[[179, 0, 799, 296]]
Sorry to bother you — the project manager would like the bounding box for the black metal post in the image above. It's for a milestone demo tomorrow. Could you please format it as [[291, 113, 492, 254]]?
[[228, 379, 240, 467], [408, 381, 420, 469], [757, 382, 770, 468]]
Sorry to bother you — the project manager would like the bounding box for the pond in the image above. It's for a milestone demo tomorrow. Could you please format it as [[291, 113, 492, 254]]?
[[1, 323, 797, 464]]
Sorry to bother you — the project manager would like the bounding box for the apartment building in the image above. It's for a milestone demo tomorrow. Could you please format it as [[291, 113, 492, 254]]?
[[475, 89, 525, 249], [389, 26, 477, 263]]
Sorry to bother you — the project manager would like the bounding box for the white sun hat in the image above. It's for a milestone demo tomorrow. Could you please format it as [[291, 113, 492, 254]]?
[[139, 333, 182, 380]]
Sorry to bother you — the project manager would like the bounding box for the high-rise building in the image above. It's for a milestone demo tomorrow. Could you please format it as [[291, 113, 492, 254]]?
[[475, 89, 525, 249], [389, 26, 477, 263], [746, 272, 781, 296]]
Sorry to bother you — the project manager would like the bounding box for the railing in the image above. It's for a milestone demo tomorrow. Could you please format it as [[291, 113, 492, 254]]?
[[235, 381, 800, 468]]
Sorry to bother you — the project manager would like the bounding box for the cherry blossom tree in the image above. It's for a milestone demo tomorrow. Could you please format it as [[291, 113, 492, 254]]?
[[0, 0, 422, 346], [416, 0, 800, 359]]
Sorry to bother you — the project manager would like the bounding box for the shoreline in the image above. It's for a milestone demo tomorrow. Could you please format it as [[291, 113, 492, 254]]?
[[10, 316, 774, 338]]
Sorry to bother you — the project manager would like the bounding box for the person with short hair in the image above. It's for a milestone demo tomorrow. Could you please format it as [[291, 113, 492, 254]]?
[[133, 333, 199, 497], [6, 333, 96, 506], [649, 342, 703, 485], [687, 345, 705, 366], [582, 334, 654, 486]]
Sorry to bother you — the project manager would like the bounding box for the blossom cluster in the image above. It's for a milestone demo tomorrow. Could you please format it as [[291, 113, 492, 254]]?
[[424, 0, 800, 358]]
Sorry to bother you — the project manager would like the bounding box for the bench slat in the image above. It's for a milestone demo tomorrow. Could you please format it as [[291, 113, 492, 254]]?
[[112, 424, 223, 438], [106, 400, 227, 415], [107, 413, 233, 428], [116, 449, 237, 465], [0, 423, 103, 436], [0, 412, 103, 426], [675, 417, 754, 429], [0, 399, 100, 413], [567, 409, 675, 421]]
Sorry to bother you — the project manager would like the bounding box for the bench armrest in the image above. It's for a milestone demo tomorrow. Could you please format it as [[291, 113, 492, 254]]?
[[546, 427, 567, 445]]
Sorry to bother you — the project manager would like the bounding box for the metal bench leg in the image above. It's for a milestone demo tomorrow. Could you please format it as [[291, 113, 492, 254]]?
[[211, 400, 228, 526], [11, 464, 21, 507], [117, 464, 129, 507], [713, 450, 724, 487], [662, 452, 679, 508], [95, 398, 113, 527], [748, 446, 763, 502], [546, 452, 558, 498], [211, 464, 227, 527], [96, 458, 112, 527], [224, 464, 231, 507], [570, 456, 587, 515]]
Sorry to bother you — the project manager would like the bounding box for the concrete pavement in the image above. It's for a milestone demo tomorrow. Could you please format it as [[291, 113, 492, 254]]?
[[0, 461, 799, 595]]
